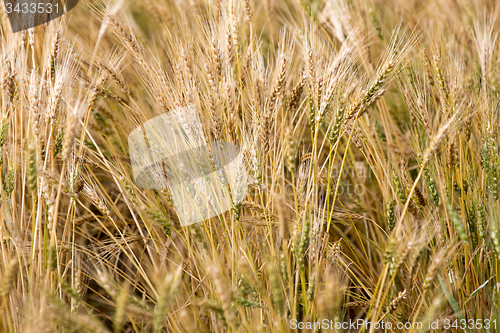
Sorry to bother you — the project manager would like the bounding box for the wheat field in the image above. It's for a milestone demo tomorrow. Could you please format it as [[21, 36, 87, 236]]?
[[0, 0, 499, 332]]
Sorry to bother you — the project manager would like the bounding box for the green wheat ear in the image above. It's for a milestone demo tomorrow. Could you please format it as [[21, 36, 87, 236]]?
[[27, 141, 37, 194]]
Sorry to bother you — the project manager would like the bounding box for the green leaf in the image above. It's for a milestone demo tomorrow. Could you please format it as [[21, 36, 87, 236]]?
[[464, 277, 493, 305], [438, 273, 470, 333]]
